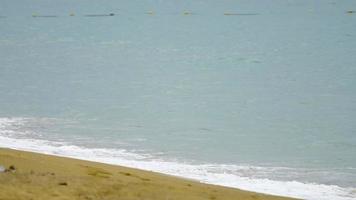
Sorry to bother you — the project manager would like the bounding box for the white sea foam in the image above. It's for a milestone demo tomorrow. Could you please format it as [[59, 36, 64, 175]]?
[[1, 117, 355, 200]]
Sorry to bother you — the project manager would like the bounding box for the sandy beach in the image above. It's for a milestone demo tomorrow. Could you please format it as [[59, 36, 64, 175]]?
[[0, 148, 296, 200]]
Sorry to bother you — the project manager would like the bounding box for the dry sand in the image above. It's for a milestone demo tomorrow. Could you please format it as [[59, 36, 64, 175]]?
[[0, 148, 296, 200]]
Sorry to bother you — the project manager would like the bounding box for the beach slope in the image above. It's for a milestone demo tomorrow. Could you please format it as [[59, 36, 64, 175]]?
[[0, 148, 295, 200]]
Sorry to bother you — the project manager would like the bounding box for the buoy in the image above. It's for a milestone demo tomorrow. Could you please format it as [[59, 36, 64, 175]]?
[[69, 13, 75, 16], [183, 11, 192, 15], [346, 10, 355, 14]]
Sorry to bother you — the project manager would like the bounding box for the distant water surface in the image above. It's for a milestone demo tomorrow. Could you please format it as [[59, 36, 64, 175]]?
[[1, 0, 356, 199]]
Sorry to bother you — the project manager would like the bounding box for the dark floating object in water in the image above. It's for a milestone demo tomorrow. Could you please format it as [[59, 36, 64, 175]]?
[[224, 12, 259, 16], [84, 13, 115, 17], [346, 10, 355, 14]]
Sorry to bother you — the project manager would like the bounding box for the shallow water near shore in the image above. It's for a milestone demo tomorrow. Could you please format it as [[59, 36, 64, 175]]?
[[1, 0, 356, 199]]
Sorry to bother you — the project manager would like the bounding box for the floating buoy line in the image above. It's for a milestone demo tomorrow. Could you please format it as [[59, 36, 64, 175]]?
[[0, 11, 262, 19], [84, 13, 115, 17], [0, 10, 354, 19]]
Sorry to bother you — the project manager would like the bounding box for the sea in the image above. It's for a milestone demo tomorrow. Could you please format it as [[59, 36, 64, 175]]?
[[0, 0, 356, 199]]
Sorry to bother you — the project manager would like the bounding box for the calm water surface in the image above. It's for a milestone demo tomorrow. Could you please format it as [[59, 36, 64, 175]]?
[[1, 0, 356, 199]]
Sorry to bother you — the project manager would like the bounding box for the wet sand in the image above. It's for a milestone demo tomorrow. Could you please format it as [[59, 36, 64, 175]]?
[[0, 148, 296, 200]]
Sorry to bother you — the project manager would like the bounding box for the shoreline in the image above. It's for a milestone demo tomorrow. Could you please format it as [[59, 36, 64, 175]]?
[[0, 148, 295, 200], [1, 134, 356, 200]]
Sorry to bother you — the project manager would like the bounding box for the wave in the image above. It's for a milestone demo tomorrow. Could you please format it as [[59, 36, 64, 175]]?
[[1, 117, 355, 200]]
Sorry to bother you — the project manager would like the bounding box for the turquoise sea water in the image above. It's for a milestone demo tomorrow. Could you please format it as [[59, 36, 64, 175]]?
[[1, 0, 356, 199]]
